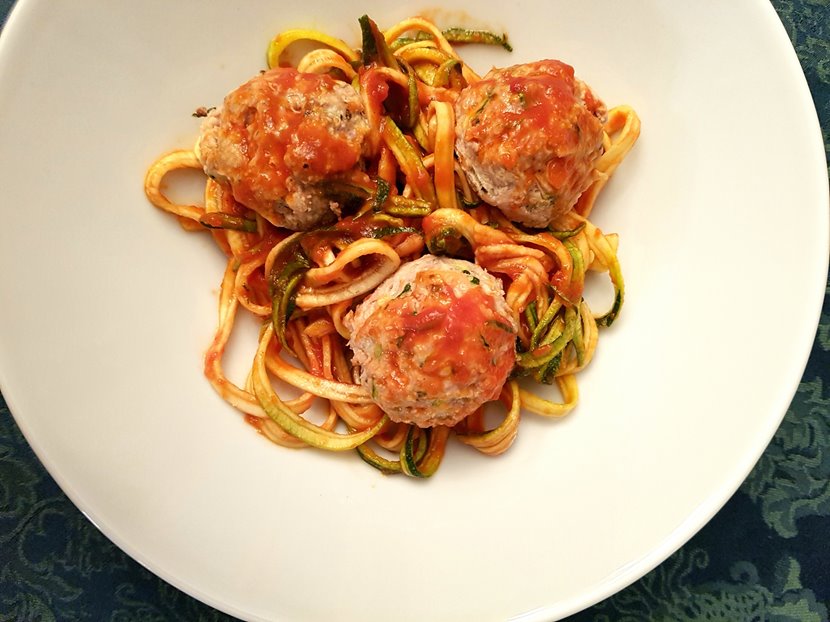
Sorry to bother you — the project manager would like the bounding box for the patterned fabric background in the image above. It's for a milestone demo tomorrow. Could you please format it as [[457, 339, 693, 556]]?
[[1, 0, 828, 620]]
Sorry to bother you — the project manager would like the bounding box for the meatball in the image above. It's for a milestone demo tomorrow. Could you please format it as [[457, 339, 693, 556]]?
[[347, 255, 518, 427], [455, 60, 606, 228], [197, 67, 370, 230]]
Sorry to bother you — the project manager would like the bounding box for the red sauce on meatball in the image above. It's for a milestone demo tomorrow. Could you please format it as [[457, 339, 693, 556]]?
[[354, 267, 516, 425], [198, 67, 369, 229], [395, 272, 514, 393], [222, 68, 364, 208], [454, 60, 606, 227]]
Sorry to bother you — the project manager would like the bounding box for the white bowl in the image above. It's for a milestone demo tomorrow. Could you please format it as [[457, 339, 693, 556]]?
[[0, 1, 826, 620]]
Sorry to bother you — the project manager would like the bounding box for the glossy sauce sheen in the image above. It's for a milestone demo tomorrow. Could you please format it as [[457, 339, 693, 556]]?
[[360, 270, 516, 410], [197, 67, 368, 229], [454, 59, 606, 225], [465, 60, 602, 171], [222, 69, 363, 207]]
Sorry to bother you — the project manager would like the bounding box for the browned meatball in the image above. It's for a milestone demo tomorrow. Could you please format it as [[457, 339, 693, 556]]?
[[347, 256, 518, 427], [455, 60, 606, 228], [197, 67, 370, 230]]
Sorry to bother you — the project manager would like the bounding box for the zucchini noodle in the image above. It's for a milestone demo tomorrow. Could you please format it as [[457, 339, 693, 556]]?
[[143, 15, 640, 478]]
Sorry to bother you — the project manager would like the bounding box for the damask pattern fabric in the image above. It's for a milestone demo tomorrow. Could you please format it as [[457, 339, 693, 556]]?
[[0, 0, 828, 619]]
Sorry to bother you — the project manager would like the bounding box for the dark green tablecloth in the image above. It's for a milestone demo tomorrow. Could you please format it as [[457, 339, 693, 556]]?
[[1, 1, 828, 620]]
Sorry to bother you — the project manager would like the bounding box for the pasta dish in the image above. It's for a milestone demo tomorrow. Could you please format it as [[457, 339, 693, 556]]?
[[143, 15, 640, 477]]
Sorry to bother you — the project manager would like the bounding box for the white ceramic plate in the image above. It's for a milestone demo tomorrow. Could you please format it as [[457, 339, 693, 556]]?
[[0, 1, 827, 620]]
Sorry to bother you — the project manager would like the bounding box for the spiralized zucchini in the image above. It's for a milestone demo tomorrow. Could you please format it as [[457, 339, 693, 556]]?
[[143, 15, 640, 477]]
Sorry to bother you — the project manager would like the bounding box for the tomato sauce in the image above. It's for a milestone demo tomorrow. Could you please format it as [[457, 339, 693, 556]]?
[[209, 67, 365, 210], [466, 60, 593, 169], [363, 270, 516, 402]]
